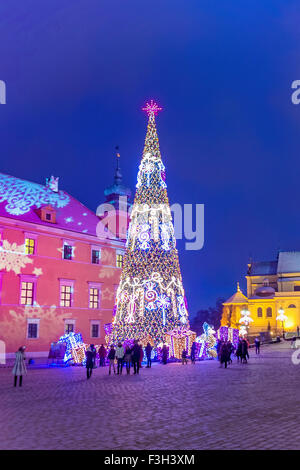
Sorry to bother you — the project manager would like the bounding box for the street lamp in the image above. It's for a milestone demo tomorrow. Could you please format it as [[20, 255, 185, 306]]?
[[276, 307, 288, 337], [239, 308, 254, 336]]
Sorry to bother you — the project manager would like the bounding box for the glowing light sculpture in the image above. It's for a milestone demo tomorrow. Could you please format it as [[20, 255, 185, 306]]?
[[111, 101, 193, 346], [217, 326, 239, 349], [58, 332, 86, 364], [165, 327, 196, 359], [196, 322, 217, 359]]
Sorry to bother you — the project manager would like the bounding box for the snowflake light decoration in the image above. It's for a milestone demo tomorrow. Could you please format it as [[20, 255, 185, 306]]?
[[0, 240, 33, 274], [0, 173, 69, 215]]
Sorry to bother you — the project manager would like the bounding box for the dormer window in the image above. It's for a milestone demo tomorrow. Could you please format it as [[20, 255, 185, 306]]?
[[36, 205, 56, 224]]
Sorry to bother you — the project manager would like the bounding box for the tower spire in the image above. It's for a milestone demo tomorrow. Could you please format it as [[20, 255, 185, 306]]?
[[114, 146, 122, 185]]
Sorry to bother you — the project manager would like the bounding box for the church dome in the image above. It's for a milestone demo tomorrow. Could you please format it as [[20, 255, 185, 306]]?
[[255, 278, 275, 297], [255, 286, 275, 297]]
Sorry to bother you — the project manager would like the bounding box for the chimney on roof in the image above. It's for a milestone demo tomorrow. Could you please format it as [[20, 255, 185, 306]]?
[[46, 176, 59, 193]]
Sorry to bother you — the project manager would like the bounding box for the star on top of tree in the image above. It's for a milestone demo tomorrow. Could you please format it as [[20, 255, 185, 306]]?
[[142, 100, 162, 116]]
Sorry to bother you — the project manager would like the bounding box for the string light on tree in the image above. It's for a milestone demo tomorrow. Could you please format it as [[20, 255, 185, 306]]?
[[111, 101, 192, 346]]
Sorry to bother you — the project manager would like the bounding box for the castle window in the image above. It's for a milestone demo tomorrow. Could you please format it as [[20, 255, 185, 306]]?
[[60, 280, 74, 307], [90, 321, 100, 338], [294, 286, 300, 291], [21, 282, 34, 305], [27, 319, 39, 339], [89, 288, 99, 309], [91, 248, 101, 265], [288, 304, 296, 308], [24, 233, 37, 255], [63, 244, 73, 260], [88, 282, 101, 309], [266, 307, 272, 317], [257, 307, 263, 318], [116, 251, 124, 268], [64, 319, 75, 334], [20, 275, 37, 306], [25, 238, 35, 255]]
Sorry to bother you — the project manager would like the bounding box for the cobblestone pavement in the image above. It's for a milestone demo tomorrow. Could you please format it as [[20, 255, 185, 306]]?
[[0, 342, 299, 450]]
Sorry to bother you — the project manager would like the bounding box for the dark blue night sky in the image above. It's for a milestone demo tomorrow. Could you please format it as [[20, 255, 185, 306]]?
[[1, 0, 300, 315]]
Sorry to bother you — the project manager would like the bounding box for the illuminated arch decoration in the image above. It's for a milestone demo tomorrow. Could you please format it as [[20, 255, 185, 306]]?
[[0, 173, 70, 215]]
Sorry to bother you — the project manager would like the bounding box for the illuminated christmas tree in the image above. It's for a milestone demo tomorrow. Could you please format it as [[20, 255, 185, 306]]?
[[112, 101, 190, 346]]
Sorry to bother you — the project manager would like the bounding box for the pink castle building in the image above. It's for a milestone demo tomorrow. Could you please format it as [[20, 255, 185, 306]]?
[[0, 158, 131, 359]]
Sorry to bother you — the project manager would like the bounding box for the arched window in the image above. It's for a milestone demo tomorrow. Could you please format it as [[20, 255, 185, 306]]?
[[257, 307, 263, 318], [266, 307, 272, 317], [288, 304, 296, 308]]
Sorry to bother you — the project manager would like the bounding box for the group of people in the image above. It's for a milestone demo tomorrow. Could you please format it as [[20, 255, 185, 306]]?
[[11, 335, 264, 386], [181, 342, 197, 365], [85, 340, 153, 379], [217, 337, 254, 368]]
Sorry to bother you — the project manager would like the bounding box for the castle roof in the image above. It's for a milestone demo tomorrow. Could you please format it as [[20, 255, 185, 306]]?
[[247, 252, 300, 276], [0, 172, 101, 237], [224, 283, 248, 304], [277, 251, 300, 273], [247, 261, 278, 276]]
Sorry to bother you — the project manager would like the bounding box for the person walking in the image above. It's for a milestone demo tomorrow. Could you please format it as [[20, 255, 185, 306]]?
[[236, 339, 243, 363], [98, 344, 107, 367], [216, 340, 223, 362], [132, 340, 141, 375], [108, 345, 116, 375], [116, 342, 125, 375], [254, 337, 261, 354], [124, 346, 132, 374], [220, 342, 229, 368], [162, 344, 168, 364], [12, 346, 27, 387], [190, 342, 196, 364], [241, 338, 249, 364], [182, 349, 188, 365], [85, 344, 96, 379], [139, 343, 144, 369], [145, 343, 152, 368], [227, 341, 234, 364], [91, 344, 97, 368]]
